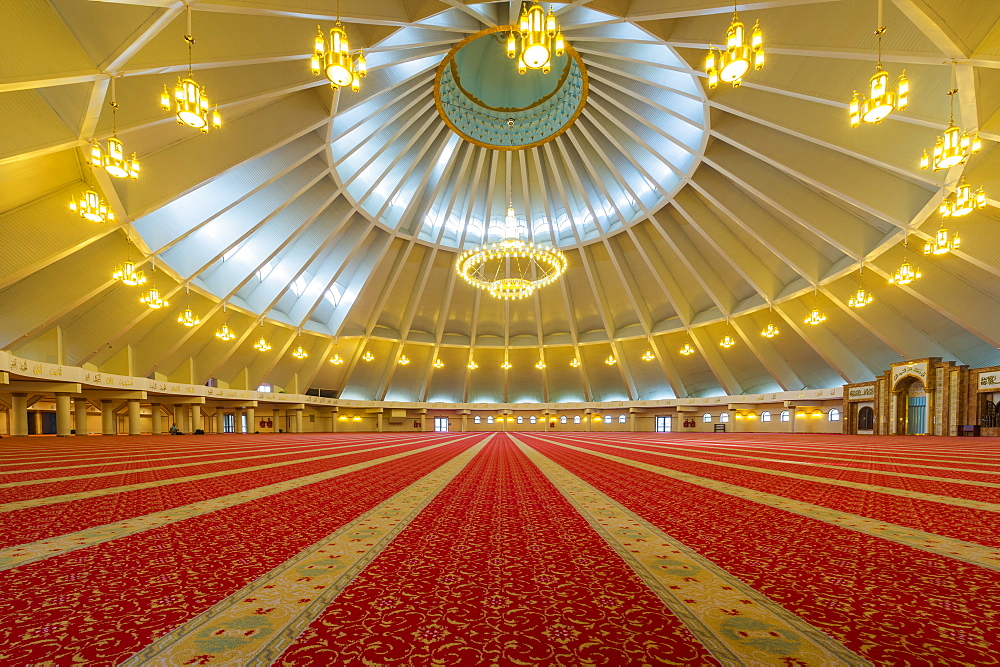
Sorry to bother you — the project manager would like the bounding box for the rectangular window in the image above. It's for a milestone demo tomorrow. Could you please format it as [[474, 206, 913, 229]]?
[[655, 416, 671, 432], [434, 417, 449, 432]]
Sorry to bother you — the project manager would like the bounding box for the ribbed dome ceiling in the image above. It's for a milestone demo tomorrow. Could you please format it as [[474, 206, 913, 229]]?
[[1, 0, 999, 403]]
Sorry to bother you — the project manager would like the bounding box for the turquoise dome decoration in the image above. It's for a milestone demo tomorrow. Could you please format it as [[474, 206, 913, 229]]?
[[435, 27, 587, 149]]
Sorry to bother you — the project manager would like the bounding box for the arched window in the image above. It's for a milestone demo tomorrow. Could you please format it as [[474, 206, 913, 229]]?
[[604, 415, 612, 424], [487, 416, 494, 424], [828, 408, 841, 422], [516, 416, 523, 424], [530, 416, 537, 424], [857, 406, 874, 430], [703, 413, 712, 423], [780, 410, 790, 422], [720, 412, 729, 423], [573, 415, 581, 424], [618, 414, 627, 423], [760, 411, 771, 422], [474, 416, 481, 424], [560, 416, 567, 424]]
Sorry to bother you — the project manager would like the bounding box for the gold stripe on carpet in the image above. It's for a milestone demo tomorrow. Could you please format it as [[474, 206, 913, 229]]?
[[559, 436, 1000, 513], [0, 437, 438, 488], [514, 438, 871, 667], [121, 437, 489, 667], [0, 439, 467, 572], [540, 437, 1000, 573], [0, 440, 437, 514]]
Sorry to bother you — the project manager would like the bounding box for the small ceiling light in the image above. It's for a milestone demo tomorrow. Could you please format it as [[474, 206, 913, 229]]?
[[215, 323, 236, 341], [161, 5, 221, 133], [679, 342, 696, 356], [848, 262, 875, 308], [330, 354, 344, 365], [760, 303, 780, 338], [113, 244, 146, 286], [535, 359, 546, 369], [849, 0, 908, 126], [508, 0, 564, 74], [70, 189, 115, 223], [140, 287, 168, 310], [362, 350, 374, 362], [705, 0, 763, 89], [924, 225, 960, 255], [604, 354, 617, 366], [468, 359, 479, 370], [920, 64, 980, 171], [253, 336, 271, 352], [641, 350, 655, 361], [91, 77, 140, 179], [177, 308, 200, 327], [398, 354, 411, 365], [889, 233, 922, 285], [311, 19, 366, 92], [353, 415, 361, 421], [139, 261, 167, 309], [804, 286, 826, 325], [433, 358, 444, 369], [720, 317, 736, 348], [940, 178, 987, 218], [570, 357, 580, 368], [215, 302, 235, 340], [501, 359, 512, 370], [292, 345, 309, 359]]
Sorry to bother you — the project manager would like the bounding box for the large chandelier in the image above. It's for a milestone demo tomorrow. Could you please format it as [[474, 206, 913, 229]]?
[[507, 1, 564, 74], [311, 20, 366, 91], [91, 78, 140, 179], [70, 189, 115, 223], [920, 66, 980, 170], [888, 235, 922, 285], [940, 179, 986, 218], [705, 0, 764, 89], [457, 191, 567, 300], [924, 225, 960, 255], [849, 0, 908, 126], [160, 5, 221, 133]]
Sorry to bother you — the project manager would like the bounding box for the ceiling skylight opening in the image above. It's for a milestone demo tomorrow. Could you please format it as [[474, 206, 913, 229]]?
[[223, 245, 242, 262], [257, 262, 274, 282], [436, 134, 459, 169], [291, 276, 307, 297], [325, 284, 344, 306]]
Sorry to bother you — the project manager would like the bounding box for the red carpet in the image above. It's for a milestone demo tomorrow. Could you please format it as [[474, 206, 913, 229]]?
[[0, 431, 996, 665]]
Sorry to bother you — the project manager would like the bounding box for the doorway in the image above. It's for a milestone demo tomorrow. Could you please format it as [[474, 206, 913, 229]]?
[[433, 417, 449, 432], [907, 396, 927, 435], [655, 415, 672, 432]]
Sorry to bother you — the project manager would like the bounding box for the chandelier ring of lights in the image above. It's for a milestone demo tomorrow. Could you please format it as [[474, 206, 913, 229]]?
[[457, 238, 568, 300]]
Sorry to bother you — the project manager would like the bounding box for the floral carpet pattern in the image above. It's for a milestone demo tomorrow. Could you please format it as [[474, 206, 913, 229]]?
[[0, 431, 997, 665]]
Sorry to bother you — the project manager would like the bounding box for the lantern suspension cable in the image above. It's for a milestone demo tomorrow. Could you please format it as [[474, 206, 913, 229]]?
[[849, 0, 908, 126], [161, 3, 221, 132], [705, 0, 764, 89], [91, 76, 140, 179]]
